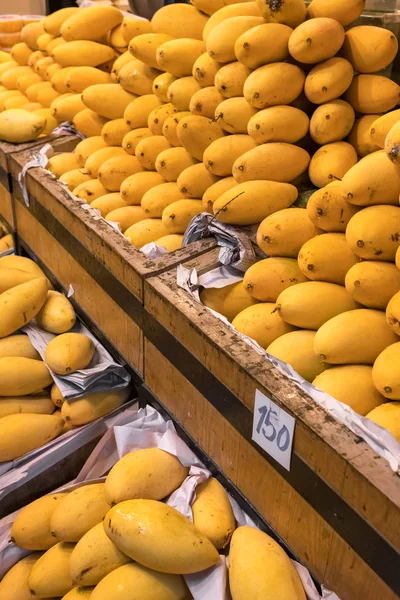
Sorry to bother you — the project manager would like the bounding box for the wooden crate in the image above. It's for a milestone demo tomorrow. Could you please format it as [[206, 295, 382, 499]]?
[[9, 137, 216, 376], [143, 251, 400, 600]]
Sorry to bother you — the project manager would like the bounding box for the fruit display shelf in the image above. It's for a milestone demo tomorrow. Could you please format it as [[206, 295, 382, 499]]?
[[8, 136, 216, 377]]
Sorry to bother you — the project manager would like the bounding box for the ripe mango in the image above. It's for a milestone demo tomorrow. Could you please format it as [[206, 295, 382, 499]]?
[[44, 7, 79, 36], [289, 17, 345, 64], [244, 62, 305, 108], [346, 262, 400, 310], [306, 182, 359, 232], [152, 72, 177, 102], [152, 3, 207, 40], [244, 257, 307, 301], [50, 93, 85, 122], [0, 553, 43, 600], [66, 66, 111, 93], [101, 119, 131, 147], [17, 72, 41, 93], [232, 143, 310, 184], [91, 193, 129, 217], [112, 51, 134, 77], [366, 402, 400, 439], [343, 26, 398, 74], [61, 387, 130, 425], [142, 182, 185, 218], [305, 57, 353, 105], [28, 542, 75, 597], [156, 38, 204, 77], [82, 83, 136, 120], [0, 108, 46, 143], [192, 53, 221, 88], [45, 332, 95, 375], [177, 115, 225, 160], [52, 41, 114, 68], [298, 232, 357, 284], [386, 290, 400, 335], [105, 447, 188, 505], [148, 102, 177, 135], [257, 208, 316, 258], [11, 42, 32, 66], [11, 493, 67, 550], [73, 179, 108, 203], [202, 176, 237, 212], [215, 97, 257, 134], [202, 3, 262, 41], [341, 150, 400, 206], [0, 334, 40, 359], [268, 330, 326, 382], [125, 219, 170, 248], [235, 22, 292, 68], [206, 16, 264, 64], [0, 412, 63, 460], [0, 277, 47, 338], [374, 345, 400, 401], [135, 135, 172, 170], [119, 59, 160, 96], [36, 290, 76, 334], [162, 199, 203, 234], [220, 282, 258, 322], [178, 163, 219, 199], [1, 65, 33, 89], [215, 61, 251, 99], [104, 499, 219, 573], [309, 141, 358, 188], [0, 395, 54, 418], [203, 134, 256, 177], [348, 115, 381, 158], [51, 383, 64, 407], [189, 86, 224, 119], [310, 100, 355, 146], [314, 309, 398, 364], [276, 281, 357, 329], [313, 365, 384, 415], [346, 205, 400, 261], [370, 110, 400, 148], [51, 67, 76, 94], [345, 75, 400, 114], [200, 284, 236, 314], [155, 234, 184, 252], [98, 155, 143, 192], [255, 0, 305, 26], [129, 33, 173, 69], [167, 76, 202, 111], [192, 477, 235, 549], [155, 147, 198, 182], [85, 146, 127, 178], [121, 171, 165, 205], [61, 5, 122, 41], [73, 109, 108, 137], [385, 120, 400, 166], [248, 105, 309, 144], [123, 128, 154, 155], [307, 0, 364, 26], [106, 206, 147, 232], [124, 94, 162, 129]]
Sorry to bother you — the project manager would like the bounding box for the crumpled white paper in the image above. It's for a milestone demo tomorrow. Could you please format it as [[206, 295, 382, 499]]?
[[52, 122, 85, 140], [18, 144, 54, 207], [140, 241, 168, 258], [177, 263, 400, 473]]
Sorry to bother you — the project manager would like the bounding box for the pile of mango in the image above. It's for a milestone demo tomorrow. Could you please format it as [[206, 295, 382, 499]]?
[[0, 254, 129, 462], [0, 15, 42, 51], [1, 446, 307, 599]]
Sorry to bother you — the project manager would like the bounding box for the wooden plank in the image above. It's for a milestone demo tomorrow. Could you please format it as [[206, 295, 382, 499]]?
[[144, 340, 394, 600]]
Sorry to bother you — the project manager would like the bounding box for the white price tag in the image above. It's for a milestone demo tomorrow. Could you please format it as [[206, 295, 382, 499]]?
[[252, 390, 295, 471]]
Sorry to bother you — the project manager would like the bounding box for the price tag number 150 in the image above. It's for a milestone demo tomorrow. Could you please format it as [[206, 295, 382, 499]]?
[[252, 390, 295, 471]]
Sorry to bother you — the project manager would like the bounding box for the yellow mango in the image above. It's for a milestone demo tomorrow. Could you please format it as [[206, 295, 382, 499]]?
[[155, 147, 198, 182], [244, 257, 307, 302], [203, 134, 256, 177], [192, 53, 221, 89], [206, 16, 264, 64], [314, 309, 398, 364], [203, 3, 261, 40], [17, 72, 41, 93], [366, 402, 400, 439], [289, 17, 345, 64], [348, 114, 381, 158], [52, 41, 115, 68], [342, 150, 400, 207], [125, 219, 170, 248], [121, 171, 165, 205], [37, 33, 54, 51], [142, 182, 185, 218], [232, 143, 310, 184], [148, 102, 177, 135], [91, 193, 129, 217], [244, 62, 304, 108], [309, 141, 357, 188], [346, 205, 400, 261], [98, 155, 143, 192], [129, 33, 173, 69], [0, 90, 23, 111], [306, 182, 359, 232], [50, 93, 85, 122], [0, 356, 52, 395], [24, 102, 45, 112], [21, 21, 45, 50], [0, 108, 45, 143], [105, 447, 188, 505], [59, 169, 91, 191], [305, 57, 353, 105], [3, 96, 30, 110], [255, 0, 305, 26], [313, 365, 384, 415], [0, 412, 63, 460], [200, 284, 237, 315], [298, 232, 357, 284], [73, 109, 109, 137], [111, 52, 134, 79], [0, 233, 13, 252], [152, 3, 208, 39], [104, 499, 219, 573], [345, 75, 400, 114], [118, 59, 160, 96], [370, 110, 400, 149], [123, 128, 154, 155], [51, 484, 109, 542], [189, 86, 224, 119], [0, 255, 47, 285], [11, 493, 67, 550], [84, 146, 126, 178], [110, 24, 128, 53], [177, 115, 225, 160], [36, 290, 76, 334], [51, 383, 64, 407], [307, 0, 363, 26], [346, 262, 400, 310], [0, 334, 40, 359], [156, 38, 205, 77], [215, 97, 257, 134], [121, 16, 153, 44], [61, 5, 122, 41], [106, 206, 147, 232], [47, 152, 80, 178], [44, 7, 79, 36], [385, 120, 400, 166], [0, 277, 47, 338], [167, 76, 202, 111], [135, 135, 172, 170], [152, 72, 177, 102], [11, 42, 32, 66], [276, 281, 357, 329], [248, 105, 309, 144], [343, 26, 398, 74], [75, 136, 107, 168], [155, 234, 183, 252], [91, 562, 191, 600], [73, 179, 108, 202], [203, 177, 237, 211], [82, 83, 136, 120], [162, 111, 191, 146], [192, 477, 236, 549], [0, 61, 18, 80], [28, 542, 75, 597], [267, 330, 326, 382], [257, 208, 316, 258], [235, 22, 291, 68], [221, 282, 258, 321], [36, 86, 61, 109], [63, 587, 94, 600], [66, 66, 111, 93], [233, 302, 295, 349], [124, 94, 162, 129], [214, 180, 298, 226], [310, 100, 355, 145], [386, 290, 400, 335], [45, 332, 95, 375], [162, 199, 203, 233], [61, 386, 130, 426], [177, 163, 219, 199], [0, 395, 54, 418], [51, 67, 76, 94], [0, 553, 43, 600], [47, 37, 67, 54]]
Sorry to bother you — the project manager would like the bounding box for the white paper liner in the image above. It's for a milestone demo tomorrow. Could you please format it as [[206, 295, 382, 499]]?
[[23, 320, 131, 400], [18, 144, 54, 207], [177, 263, 400, 473], [140, 241, 168, 258], [0, 404, 340, 599]]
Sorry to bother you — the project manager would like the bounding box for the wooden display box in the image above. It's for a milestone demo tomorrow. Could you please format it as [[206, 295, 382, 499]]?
[[143, 250, 400, 600], [9, 137, 216, 377]]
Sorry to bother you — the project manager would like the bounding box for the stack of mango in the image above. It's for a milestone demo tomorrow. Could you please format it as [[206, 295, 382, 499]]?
[[1, 446, 308, 599], [0, 254, 129, 462], [0, 14, 41, 51]]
